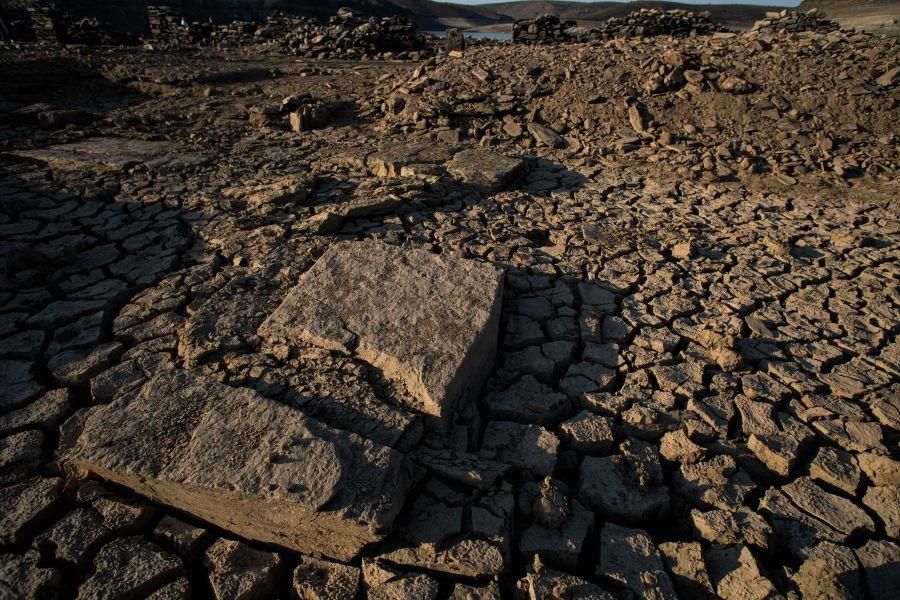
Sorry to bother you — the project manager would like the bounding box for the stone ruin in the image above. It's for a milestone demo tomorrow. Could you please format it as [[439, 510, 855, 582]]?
[[752, 8, 841, 35], [146, 5, 433, 60], [513, 9, 727, 45]]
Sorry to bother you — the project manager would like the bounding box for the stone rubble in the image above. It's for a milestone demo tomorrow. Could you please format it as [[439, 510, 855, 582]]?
[[0, 12, 898, 600]]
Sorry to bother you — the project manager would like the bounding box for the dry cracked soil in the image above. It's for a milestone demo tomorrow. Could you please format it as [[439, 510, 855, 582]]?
[[0, 25, 899, 600]]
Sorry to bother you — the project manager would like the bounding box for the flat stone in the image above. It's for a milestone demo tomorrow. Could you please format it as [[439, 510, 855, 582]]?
[[63, 370, 414, 561], [559, 411, 614, 454], [449, 582, 501, 599], [793, 542, 863, 600], [672, 455, 755, 511], [578, 439, 669, 522], [520, 557, 614, 599], [0, 550, 62, 599], [808, 446, 862, 494], [447, 148, 524, 192], [293, 555, 360, 600], [79, 537, 183, 600], [14, 137, 206, 172], [47, 342, 123, 386], [485, 375, 569, 424], [690, 509, 772, 553], [35, 508, 112, 569], [379, 537, 505, 578], [597, 523, 677, 600], [0, 359, 45, 410], [0, 388, 72, 436], [519, 499, 593, 570], [205, 538, 281, 600], [0, 429, 45, 485], [0, 477, 63, 545], [863, 485, 900, 538], [260, 240, 504, 419], [658, 541, 715, 600], [704, 544, 783, 600], [479, 421, 559, 476], [854, 540, 900, 600], [154, 516, 208, 557]]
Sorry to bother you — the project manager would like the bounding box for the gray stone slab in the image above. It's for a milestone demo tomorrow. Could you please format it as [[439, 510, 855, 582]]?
[[259, 241, 504, 419], [63, 370, 414, 561]]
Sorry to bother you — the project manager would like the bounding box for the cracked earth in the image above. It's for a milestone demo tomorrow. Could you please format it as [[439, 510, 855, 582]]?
[[1, 30, 898, 600]]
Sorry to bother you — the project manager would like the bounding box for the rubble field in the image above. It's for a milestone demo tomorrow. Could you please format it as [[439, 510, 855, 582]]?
[[1, 19, 899, 600]]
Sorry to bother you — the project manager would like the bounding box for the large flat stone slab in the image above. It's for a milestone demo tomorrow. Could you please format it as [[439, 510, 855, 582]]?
[[12, 137, 207, 171], [259, 241, 504, 419], [63, 370, 414, 561]]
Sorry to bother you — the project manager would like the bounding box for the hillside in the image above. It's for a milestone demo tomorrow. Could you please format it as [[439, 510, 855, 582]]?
[[472, 1, 786, 30], [800, 0, 900, 33]]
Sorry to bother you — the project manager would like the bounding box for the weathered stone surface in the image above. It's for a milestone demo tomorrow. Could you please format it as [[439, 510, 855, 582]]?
[[659, 541, 715, 600], [520, 556, 614, 599], [292, 555, 360, 600], [597, 523, 677, 600], [379, 537, 505, 578], [480, 421, 559, 476], [793, 542, 863, 600], [691, 508, 772, 553], [559, 411, 614, 454], [704, 544, 782, 600], [449, 582, 501, 599], [35, 508, 112, 568], [0, 389, 72, 436], [854, 540, 900, 600], [0, 360, 45, 410], [0, 549, 62, 600], [0, 429, 45, 485], [363, 558, 441, 600], [863, 485, 900, 538], [14, 137, 206, 171], [259, 240, 504, 419], [579, 439, 669, 522], [673, 455, 754, 511], [447, 148, 524, 193], [63, 370, 414, 561], [0, 477, 62, 545], [205, 538, 281, 600], [154, 516, 208, 557], [79, 537, 183, 600]]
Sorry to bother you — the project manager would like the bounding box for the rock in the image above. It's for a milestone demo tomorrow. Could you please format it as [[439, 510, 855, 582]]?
[[449, 582, 501, 599], [0, 388, 71, 436], [292, 555, 360, 600], [447, 148, 524, 193], [658, 541, 715, 600], [0, 477, 62, 545], [63, 370, 414, 561], [854, 540, 900, 600], [79, 537, 184, 600], [379, 537, 505, 578], [704, 544, 783, 600], [690, 509, 772, 553], [154, 516, 208, 557], [147, 578, 191, 599], [444, 28, 464, 52], [205, 538, 281, 600], [519, 556, 614, 599], [0, 549, 62, 600], [528, 123, 565, 147], [486, 375, 570, 424], [857, 452, 900, 486], [0, 429, 45, 485], [876, 66, 900, 87], [659, 429, 705, 463], [259, 240, 504, 419], [672, 455, 754, 511], [480, 421, 559, 476], [793, 542, 863, 600], [559, 411, 614, 454], [760, 476, 875, 559], [363, 559, 440, 600], [92, 496, 156, 533], [35, 508, 112, 568], [47, 341, 123, 386], [597, 523, 677, 600], [0, 359, 45, 410], [808, 446, 861, 494], [862, 485, 900, 538], [579, 439, 669, 522]]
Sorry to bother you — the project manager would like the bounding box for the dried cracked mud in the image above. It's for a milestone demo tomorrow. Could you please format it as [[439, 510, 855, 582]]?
[[1, 25, 899, 600]]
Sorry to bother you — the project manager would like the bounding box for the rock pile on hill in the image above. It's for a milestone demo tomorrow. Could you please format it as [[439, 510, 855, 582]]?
[[513, 9, 726, 44], [752, 8, 841, 34]]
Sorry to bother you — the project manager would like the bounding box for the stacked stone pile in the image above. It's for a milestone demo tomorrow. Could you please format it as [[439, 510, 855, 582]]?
[[514, 9, 726, 45], [591, 8, 726, 39], [144, 6, 431, 59], [24, 3, 62, 44], [752, 8, 841, 34], [513, 14, 584, 44]]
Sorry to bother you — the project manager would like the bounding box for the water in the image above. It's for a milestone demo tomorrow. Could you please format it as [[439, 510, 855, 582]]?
[[425, 31, 512, 41]]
